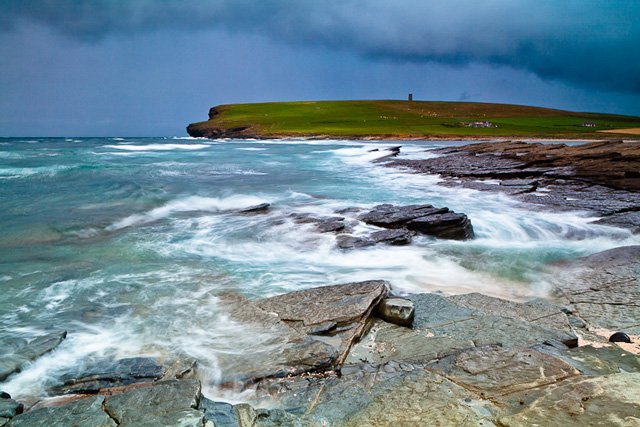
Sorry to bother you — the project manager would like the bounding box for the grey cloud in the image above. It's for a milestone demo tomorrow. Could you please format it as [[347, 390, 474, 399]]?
[[2, 0, 639, 93]]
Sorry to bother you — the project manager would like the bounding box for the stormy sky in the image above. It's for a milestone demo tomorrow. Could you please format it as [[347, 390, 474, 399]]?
[[1, 1, 639, 136]]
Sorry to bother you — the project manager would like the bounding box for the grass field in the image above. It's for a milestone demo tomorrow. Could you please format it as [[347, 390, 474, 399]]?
[[187, 100, 640, 139]]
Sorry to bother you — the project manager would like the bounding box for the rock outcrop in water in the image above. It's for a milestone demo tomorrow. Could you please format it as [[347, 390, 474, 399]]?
[[6, 246, 639, 426], [388, 140, 640, 233], [358, 203, 475, 240], [0, 331, 67, 382]]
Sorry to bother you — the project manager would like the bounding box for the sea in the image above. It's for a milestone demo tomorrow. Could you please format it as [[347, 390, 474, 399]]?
[[1, 137, 637, 401]]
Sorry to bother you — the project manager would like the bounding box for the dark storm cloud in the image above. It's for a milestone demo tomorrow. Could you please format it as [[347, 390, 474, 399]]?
[[2, 0, 639, 93]]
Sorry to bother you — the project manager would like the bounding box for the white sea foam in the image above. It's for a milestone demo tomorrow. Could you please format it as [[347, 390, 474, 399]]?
[[0, 165, 70, 179], [235, 147, 268, 151], [104, 144, 210, 151], [106, 195, 270, 231]]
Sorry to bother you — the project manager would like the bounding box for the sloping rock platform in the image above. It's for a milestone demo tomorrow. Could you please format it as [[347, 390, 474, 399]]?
[[4, 247, 640, 426]]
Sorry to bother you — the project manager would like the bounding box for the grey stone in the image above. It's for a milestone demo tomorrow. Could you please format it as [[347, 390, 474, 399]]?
[[358, 204, 449, 228], [103, 379, 203, 427], [407, 211, 475, 240], [368, 228, 414, 245], [7, 396, 116, 427], [376, 297, 415, 326], [199, 397, 239, 427], [0, 400, 23, 419], [53, 357, 166, 394], [0, 393, 9, 400], [336, 235, 375, 249]]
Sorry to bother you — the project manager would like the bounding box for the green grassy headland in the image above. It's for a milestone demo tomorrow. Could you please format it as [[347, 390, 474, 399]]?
[[186, 100, 640, 139]]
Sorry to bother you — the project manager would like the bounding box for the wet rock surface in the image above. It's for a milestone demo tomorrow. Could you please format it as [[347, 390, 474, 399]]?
[[0, 331, 67, 382], [358, 203, 474, 240], [387, 140, 640, 232], [52, 357, 166, 395], [552, 245, 640, 334], [4, 247, 640, 425]]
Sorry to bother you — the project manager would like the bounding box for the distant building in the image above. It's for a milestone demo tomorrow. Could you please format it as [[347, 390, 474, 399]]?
[[408, 93, 413, 102], [582, 121, 597, 127], [464, 121, 497, 128]]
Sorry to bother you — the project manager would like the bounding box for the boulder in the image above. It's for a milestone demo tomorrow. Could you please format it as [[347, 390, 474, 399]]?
[[52, 357, 166, 394], [376, 297, 415, 327]]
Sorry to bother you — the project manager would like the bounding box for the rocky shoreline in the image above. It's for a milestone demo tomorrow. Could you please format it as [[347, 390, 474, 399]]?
[[388, 140, 640, 233], [2, 140, 639, 426], [2, 245, 639, 426]]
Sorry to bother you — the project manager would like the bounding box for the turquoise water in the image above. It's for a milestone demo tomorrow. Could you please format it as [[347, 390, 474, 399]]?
[[1, 137, 637, 400]]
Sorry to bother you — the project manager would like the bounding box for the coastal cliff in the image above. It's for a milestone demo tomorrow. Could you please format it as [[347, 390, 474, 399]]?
[[186, 100, 640, 140]]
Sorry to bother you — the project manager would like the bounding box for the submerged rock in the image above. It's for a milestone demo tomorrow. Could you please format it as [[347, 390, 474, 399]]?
[[238, 203, 271, 214]]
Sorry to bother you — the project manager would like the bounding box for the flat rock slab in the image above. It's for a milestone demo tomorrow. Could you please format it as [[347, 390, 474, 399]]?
[[552, 245, 640, 334], [256, 280, 389, 362], [7, 396, 116, 427], [536, 344, 640, 376], [449, 293, 575, 337], [430, 345, 580, 398], [254, 361, 497, 426], [497, 373, 640, 426], [53, 357, 166, 394], [218, 293, 337, 384], [103, 379, 203, 427], [349, 292, 578, 366], [0, 331, 67, 381], [215, 281, 388, 384]]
